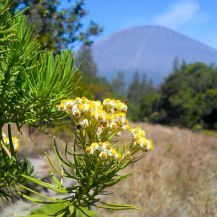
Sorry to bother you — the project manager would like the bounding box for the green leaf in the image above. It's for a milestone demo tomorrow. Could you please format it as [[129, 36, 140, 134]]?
[[98, 201, 139, 210], [21, 175, 68, 193]]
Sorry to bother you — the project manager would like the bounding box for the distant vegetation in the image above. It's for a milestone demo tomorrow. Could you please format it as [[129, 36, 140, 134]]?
[[140, 62, 217, 130]]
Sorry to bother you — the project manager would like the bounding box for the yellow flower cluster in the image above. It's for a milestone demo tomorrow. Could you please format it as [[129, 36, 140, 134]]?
[[86, 142, 121, 160], [103, 98, 128, 114], [2, 133, 19, 151], [130, 127, 154, 152], [58, 97, 154, 159], [58, 97, 129, 132]]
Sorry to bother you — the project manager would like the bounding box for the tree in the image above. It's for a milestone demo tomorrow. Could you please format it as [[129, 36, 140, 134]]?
[[76, 45, 97, 79], [140, 90, 161, 122], [11, 0, 103, 51], [128, 72, 142, 104], [141, 74, 155, 94], [127, 72, 154, 121], [157, 62, 217, 128], [111, 71, 126, 99], [204, 89, 217, 129]]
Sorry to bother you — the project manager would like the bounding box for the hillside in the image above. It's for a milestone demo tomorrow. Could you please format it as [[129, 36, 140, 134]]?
[[92, 25, 217, 83]]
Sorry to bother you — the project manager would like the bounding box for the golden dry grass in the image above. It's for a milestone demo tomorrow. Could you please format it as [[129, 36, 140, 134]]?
[[100, 123, 217, 217]]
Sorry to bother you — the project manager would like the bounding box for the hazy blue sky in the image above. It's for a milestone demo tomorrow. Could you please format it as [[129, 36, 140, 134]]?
[[62, 0, 217, 48]]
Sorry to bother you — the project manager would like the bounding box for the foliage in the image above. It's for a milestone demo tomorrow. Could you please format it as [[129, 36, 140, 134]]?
[[203, 88, 217, 129], [24, 203, 98, 217], [156, 62, 217, 128], [80, 76, 115, 100], [10, 0, 103, 51], [140, 90, 161, 122], [138, 62, 217, 129], [0, 1, 79, 130], [127, 72, 143, 105], [0, 147, 33, 200], [0, 1, 79, 199], [20, 97, 154, 216], [127, 72, 154, 121], [76, 46, 97, 78]]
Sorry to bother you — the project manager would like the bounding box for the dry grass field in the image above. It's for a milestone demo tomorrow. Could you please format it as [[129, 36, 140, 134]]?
[[100, 123, 217, 217], [1, 123, 217, 217]]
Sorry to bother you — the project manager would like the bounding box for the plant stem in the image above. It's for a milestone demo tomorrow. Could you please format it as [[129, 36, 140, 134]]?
[[8, 123, 16, 159]]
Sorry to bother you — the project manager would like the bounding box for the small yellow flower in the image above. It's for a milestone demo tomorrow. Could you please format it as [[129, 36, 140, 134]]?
[[111, 149, 117, 155], [97, 114, 104, 121], [91, 142, 98, 148], [106, 144, 111, 150], [58, 104, 65, 111], [98, 142, 103, 147], [99, 151, 108, 159], [58, 97, 154, 159], [73, 110, 81, 118], [86, 147, 91, 153], [79, 104, 86, 111], [111, 123, 118, 130], [135, 134, 141, 140], [66, 104, 73, 110], [106, 114, 112, 122]]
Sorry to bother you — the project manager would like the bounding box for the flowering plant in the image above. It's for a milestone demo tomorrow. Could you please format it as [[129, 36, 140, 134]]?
[[0, 1, 78, 199], [21, 97, 154, 216], [0, 2, 154, 215]]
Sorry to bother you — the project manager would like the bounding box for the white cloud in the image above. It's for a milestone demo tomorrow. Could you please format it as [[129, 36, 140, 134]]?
[[152, 0, 201, 29]]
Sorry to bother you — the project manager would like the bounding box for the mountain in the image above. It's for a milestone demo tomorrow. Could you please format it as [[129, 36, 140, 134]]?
[[92, 25, 217, 84]]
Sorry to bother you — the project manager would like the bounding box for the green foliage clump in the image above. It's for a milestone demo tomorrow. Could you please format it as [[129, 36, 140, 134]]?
[[0, 151, 33, 199], [139, 62, 217, 129], [0, 1, 79, 200], [127, 72, 154, 121], [140, 90, 161, 122], [0, 1, 79, 129], [157, 62, 217, 128], [203, 88, 217, 129]]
